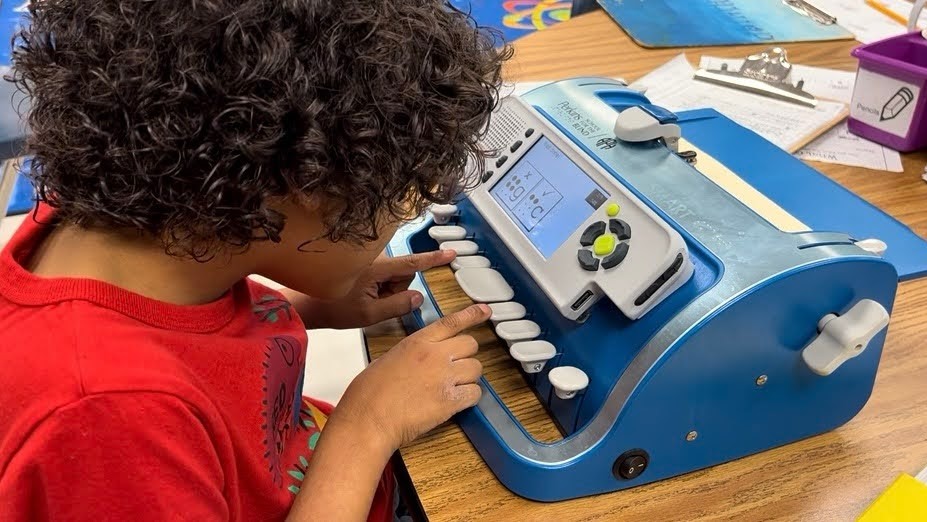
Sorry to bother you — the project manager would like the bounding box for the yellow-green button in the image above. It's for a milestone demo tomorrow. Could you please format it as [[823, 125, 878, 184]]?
[[606, 203, 620, 217], [593, 234, 616, 256]]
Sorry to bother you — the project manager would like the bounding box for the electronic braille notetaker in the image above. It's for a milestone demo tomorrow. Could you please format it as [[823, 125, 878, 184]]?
[[386, 78, 926, 501]]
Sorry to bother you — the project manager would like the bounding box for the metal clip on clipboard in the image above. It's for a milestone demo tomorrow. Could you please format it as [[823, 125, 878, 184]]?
[[783, 0, 837, 25], [694, 47, 819, 108]]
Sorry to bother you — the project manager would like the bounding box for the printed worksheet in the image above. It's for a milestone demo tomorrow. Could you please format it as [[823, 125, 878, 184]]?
[[698, 56, 904, 172], [630, 55, 846, 153]]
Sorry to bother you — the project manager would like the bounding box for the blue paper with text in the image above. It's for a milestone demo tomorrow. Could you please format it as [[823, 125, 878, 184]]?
[[597, 0, 853, 48]]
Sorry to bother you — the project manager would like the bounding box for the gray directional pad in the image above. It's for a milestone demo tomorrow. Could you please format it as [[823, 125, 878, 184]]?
[[577, 249, 599, 271], [580, 221, 607, 247], [601, 242, 630, 270], [609, 219, 631, 241]]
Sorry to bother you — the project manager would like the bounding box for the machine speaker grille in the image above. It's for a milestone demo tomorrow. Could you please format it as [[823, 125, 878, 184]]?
[[485, 107, 526, 153]]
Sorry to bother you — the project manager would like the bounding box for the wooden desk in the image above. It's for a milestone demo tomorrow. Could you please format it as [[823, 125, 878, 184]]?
[[367, 11, 927, 521]]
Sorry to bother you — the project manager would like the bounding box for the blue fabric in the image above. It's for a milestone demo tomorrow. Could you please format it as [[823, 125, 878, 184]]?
[[449, 1, 573, 42]]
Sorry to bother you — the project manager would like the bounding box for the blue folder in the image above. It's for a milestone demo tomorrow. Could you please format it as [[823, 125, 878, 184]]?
[[597, 0, 854, 48], [678, 108, 927, 281]]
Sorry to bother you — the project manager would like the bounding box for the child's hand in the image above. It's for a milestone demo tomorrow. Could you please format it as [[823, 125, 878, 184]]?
[[336, 304, 491, 452], [288, 250, 456, 330]]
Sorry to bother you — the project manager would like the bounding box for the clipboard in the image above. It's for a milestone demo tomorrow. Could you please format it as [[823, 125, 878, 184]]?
[[598, 0, 855, 48]]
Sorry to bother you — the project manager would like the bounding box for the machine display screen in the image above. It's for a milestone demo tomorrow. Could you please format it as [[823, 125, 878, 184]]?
[[490, 136, 609, 258]]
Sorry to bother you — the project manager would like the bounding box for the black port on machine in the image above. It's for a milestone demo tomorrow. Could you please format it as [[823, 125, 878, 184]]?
[[571, 290, 595, 311]]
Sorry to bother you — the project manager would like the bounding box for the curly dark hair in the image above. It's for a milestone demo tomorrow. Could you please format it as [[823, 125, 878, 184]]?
[[10, 0, 510, 259]]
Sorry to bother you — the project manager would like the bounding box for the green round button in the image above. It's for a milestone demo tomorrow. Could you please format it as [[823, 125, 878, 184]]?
[[606, 202, 620, 217], [593, 234, 616, 256]]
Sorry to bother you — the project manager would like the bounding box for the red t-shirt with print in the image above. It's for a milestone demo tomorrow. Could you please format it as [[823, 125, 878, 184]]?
[[0, 207, 393, 521]]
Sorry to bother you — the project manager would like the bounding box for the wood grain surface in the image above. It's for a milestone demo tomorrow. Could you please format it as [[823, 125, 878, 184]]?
[[367, 11, 927, 521]]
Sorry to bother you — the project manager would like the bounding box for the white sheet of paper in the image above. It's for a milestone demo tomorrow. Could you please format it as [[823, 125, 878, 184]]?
[[629, 54, 846, 153], [810, 0, 925, 44], [797, 122, 905, 171], [503, 78, 627, 98], [698, 56, 903, 172], [881, 0, 927, 27], [504, 81, 548, 98]]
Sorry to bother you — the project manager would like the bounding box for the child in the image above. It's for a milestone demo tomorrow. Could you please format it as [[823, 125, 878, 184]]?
[[0, 1, 510, 520]]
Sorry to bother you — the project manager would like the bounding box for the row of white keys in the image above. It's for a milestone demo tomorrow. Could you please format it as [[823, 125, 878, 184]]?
[[510, 340, 556, 373], [431, 204, 458, 225], [441, 240, 479, 256], [548, 367, 589, 400], [428, 207, 588, 401], [489, 302, 526, 324], [496, 320, 541, 347], [429, 225, 467, 242], [455, 267, 514, 303], [451, 255, 490, 271]]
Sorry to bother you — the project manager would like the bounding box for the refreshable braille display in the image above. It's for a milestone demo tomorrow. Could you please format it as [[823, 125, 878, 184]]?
[[386, 78, 898, 501]]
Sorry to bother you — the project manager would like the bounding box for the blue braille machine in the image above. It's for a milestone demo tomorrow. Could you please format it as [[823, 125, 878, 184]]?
[[386, 79, 927, 502]]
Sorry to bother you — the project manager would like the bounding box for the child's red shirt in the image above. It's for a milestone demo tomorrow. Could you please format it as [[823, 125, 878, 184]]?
[[0, 207, 393, 521]]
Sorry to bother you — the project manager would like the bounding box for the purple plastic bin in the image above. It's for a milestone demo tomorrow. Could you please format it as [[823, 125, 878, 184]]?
[[848, 31, 927, 152]]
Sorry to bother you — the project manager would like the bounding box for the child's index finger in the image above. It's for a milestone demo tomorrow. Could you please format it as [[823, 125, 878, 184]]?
[[372, 250, 456, 279], [421, 304, 491, 341]]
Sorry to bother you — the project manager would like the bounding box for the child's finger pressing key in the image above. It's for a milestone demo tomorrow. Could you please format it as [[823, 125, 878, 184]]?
[[336, 304, 491, 450]]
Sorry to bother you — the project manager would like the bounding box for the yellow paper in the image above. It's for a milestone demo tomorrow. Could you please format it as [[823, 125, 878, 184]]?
[[858, 474, 927, 521]]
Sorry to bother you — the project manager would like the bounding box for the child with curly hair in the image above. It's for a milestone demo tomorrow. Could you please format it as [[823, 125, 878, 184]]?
[[0, 1, 510, 520]]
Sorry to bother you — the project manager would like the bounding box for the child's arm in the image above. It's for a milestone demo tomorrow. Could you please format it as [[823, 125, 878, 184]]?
[[288, 304, 490, 521], [282, 250, 456, 330]]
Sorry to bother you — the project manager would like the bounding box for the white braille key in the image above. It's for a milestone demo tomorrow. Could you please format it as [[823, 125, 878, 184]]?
[[431, 204, 458, 225], [440, 240, 479, 256], [495, 319, 541, 346], [429, 225, 467, 242], [455, 267, 513, 303], [450, 255, 491, 271], [548, 366, 589, 400], [510, 341, 557, 374], [488, 302, 526, 324]]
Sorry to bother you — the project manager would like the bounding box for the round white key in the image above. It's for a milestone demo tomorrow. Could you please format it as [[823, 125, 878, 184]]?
[[431, 204, 458, 225], [855, 238, 887, 256], [510, 340, 557, 373], [548, 366, 589, 400], [440, 240, 479, 256], [429, 225, 467, 242], [488, 301, 526, 324], [455, 267, 514, 303], [450, 255, 491, 271], [495, 319, 541, 346]]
